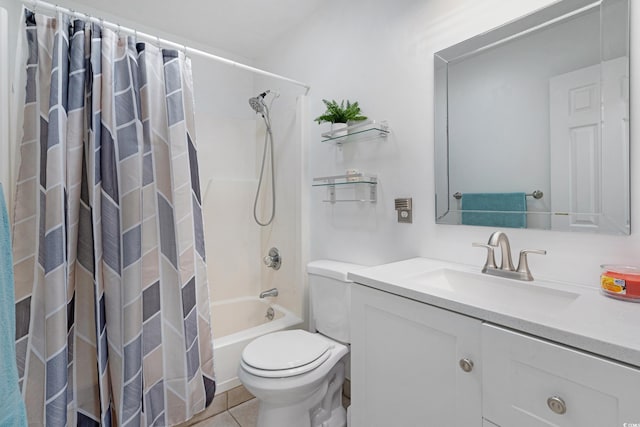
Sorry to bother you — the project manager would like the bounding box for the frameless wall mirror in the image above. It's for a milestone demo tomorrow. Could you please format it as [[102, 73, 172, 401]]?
[[434, 0, 630, 234]]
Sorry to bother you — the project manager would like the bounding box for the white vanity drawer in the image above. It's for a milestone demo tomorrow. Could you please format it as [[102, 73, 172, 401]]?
[[482, 324, 640, 427]]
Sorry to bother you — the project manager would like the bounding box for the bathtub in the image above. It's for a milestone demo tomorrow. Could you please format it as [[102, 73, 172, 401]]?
[[211, 296, 303, 393]]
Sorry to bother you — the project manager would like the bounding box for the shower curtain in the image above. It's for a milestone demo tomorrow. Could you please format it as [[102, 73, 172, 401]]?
[[12, 10, 215, 426]]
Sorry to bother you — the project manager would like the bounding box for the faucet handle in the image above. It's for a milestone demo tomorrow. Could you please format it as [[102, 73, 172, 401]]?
[[516, 249, 547, 281], [263, 247, 281, 270], [472, 242, 497, 271]]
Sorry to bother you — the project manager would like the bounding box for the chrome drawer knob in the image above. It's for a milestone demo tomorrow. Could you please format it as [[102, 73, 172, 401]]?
[[547, 396, 567, 415], [459, 358, 474, 372]]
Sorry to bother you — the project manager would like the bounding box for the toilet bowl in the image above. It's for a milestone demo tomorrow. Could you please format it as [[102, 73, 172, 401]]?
[[237, 260, 365, 427], [238, 330, 348, 427]]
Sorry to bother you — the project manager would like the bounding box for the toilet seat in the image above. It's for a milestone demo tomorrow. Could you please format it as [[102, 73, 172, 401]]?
[[241, 351, 332, 378], [241, 330, 334, 378]]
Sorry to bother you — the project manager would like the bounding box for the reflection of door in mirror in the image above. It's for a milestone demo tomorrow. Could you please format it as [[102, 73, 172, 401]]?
[[550, 58, 629, 234], [602, 57, 630, 234]]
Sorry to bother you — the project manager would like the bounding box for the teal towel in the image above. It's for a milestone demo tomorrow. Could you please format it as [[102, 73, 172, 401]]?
[[0, 184, 27, 426], [461, 192, 527, 228]]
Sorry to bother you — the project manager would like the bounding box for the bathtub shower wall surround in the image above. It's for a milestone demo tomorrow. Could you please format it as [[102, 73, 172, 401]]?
[[189, 49, 306, 319], [192, 51, 263, 303], [255, 0, 640, 287], [191, 51, 307, 391], [257, 91, 308, 320]]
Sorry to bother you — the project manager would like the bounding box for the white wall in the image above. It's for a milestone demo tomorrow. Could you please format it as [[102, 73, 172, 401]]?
[[255, 0, 639, 288]]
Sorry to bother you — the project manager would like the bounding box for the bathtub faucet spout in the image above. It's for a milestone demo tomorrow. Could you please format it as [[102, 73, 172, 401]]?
[[259, 288, 279, 298]]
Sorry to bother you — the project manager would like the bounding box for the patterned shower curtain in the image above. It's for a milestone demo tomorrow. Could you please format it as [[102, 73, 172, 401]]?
[[12, 10, 216, 426]]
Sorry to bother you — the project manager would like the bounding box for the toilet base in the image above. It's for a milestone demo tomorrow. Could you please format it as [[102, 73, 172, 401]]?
[[255, 361, 347, 427]]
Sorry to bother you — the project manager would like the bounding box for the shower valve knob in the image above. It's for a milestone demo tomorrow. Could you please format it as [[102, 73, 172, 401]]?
[[263, 256, 274, 266], [263, 247, 281, 270]]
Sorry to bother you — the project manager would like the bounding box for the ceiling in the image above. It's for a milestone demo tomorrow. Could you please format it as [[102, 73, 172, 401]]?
[[60, 0, 324, 59]]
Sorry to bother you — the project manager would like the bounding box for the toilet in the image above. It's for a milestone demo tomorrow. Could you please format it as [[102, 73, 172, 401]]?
[[238, 260, 364, 427]]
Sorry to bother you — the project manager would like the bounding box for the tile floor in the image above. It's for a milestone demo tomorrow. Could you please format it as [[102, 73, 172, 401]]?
[[192, 398, 259, 427], [193, 395, 351, 427]]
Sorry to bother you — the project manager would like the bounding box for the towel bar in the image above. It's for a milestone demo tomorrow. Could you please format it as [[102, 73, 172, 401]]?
[[453, 190, 543, 200]]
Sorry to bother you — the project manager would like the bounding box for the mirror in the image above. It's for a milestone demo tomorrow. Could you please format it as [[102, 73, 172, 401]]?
[[434, 0, 630, 234]]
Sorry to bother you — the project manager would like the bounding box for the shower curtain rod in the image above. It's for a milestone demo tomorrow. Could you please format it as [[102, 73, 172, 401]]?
[[22, 0, 311, 94]]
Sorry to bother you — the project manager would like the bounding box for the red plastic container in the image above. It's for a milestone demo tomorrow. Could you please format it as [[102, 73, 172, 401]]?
[[600, 265, 640, 301]]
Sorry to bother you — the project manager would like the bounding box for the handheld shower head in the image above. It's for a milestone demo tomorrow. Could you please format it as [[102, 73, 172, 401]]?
[[248, 90, 271, 114], [249, 96, 264, 114], [249, 90, 277, 226]]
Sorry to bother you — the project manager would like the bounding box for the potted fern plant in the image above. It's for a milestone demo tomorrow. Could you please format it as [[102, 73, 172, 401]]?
[[314, 99, 367, 137]]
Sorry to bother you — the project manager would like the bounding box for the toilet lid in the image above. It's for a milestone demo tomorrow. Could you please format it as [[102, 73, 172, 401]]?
[[240, 351, 332, 378], [242, 330, 331, 371]]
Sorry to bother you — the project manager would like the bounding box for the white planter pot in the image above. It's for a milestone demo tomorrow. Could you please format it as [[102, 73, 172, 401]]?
[[331, 122, 348, 138]]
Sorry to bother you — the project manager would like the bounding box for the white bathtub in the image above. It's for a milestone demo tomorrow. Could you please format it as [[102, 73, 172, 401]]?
[[211, 296, 303, 393]]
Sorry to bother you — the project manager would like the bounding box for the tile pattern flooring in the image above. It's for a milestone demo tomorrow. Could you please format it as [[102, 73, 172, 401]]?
[[192, 399, 258, 427], [189, 379, 351, 427], [194, 395, 352, 427]]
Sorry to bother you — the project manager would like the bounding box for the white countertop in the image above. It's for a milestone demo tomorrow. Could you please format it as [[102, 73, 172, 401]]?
[[348, 258, 640, 367]]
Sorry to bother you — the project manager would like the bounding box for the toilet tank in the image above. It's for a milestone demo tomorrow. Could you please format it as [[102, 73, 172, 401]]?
[[307, 260, 366, 344]]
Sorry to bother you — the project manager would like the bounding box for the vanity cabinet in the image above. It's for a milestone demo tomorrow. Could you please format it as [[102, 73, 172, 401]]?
[[482, 324, 640, 427], [350, 284, 483, 427], [351, 283, 640, 427]]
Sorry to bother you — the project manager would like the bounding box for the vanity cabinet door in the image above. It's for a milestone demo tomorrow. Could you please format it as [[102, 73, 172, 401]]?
[[482, 324, 640, 427], [350, 284, 482, 427]]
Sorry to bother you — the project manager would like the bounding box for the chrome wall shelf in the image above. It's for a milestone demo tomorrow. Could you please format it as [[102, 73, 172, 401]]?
[[321, 120, 389, 144], [313, 173, 377, 204]]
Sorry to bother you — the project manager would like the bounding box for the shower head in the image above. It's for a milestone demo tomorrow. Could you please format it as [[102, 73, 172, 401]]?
[[249, 96, 265, 114], [249, 90, 271, 114]]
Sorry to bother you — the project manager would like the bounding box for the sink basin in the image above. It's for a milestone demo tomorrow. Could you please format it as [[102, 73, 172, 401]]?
[[406, 268, 580, 313]]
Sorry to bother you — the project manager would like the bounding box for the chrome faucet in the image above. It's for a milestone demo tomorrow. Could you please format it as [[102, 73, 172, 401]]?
[[259, 288, 279, 298], [473, 231, 546, 281]]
